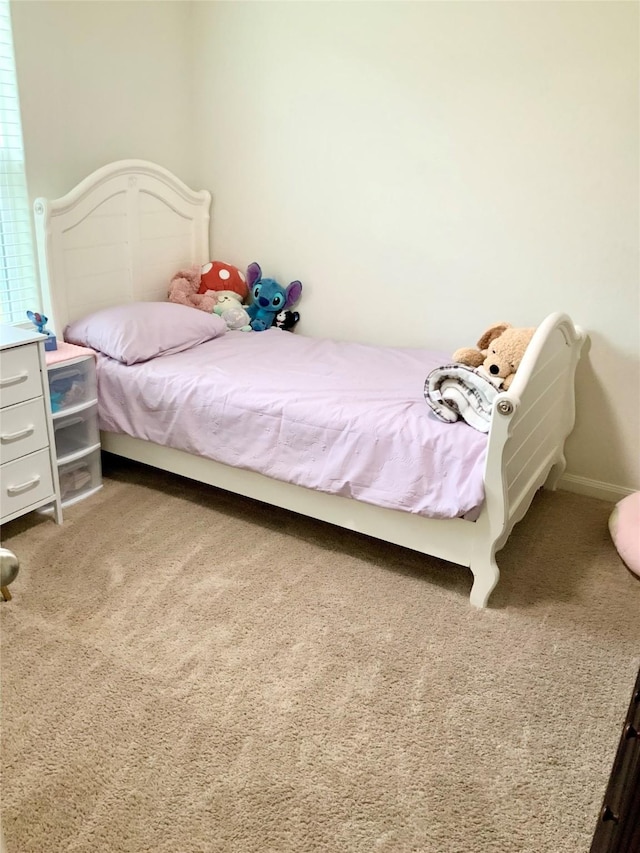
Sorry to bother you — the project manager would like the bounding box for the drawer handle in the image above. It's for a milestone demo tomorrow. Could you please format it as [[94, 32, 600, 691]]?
[[1, 425, 35, 443], [0, 371, 28, 387], [56, 416, 83, 430], [7, 475, 41, 495]]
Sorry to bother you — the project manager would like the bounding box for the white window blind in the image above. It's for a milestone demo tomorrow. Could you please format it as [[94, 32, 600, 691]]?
[[0, 0, 39, 325]]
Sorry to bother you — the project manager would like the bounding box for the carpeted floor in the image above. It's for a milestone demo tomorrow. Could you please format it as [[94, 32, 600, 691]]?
[[1, 455, 638, 853]]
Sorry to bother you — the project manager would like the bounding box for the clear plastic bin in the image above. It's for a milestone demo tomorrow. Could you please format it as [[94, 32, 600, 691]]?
[[53, 404, 100, 462], [48, 358, 97, 414], [58, 447, 102, 506]]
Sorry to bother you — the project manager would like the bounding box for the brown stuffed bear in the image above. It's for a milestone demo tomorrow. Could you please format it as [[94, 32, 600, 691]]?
[[168, 265, 218, 313], [453, 322, 536, 390]]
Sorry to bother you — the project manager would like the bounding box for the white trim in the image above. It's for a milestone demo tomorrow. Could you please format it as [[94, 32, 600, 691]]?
[[0, 0, 40, 325], [558, 474, 634, 504]]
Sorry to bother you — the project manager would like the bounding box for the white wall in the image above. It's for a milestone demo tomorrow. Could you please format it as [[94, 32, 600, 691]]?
[[11, 0, 195, 201], [10, 1, 640, 494], [192, 1, 639, 494]]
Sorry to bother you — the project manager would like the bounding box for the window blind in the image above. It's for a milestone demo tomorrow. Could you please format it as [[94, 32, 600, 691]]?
[[0, 0, 39, 325]]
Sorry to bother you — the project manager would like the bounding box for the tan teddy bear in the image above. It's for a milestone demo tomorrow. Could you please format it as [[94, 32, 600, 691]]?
[[453, 322, 536, 390], [168, 264, 218, 313]]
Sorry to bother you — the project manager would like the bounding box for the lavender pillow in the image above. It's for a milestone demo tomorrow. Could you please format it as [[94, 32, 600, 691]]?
[[64, 302, 227, 365]]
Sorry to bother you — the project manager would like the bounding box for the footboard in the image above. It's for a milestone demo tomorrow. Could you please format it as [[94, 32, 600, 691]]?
[[469, 313, 585, 605]]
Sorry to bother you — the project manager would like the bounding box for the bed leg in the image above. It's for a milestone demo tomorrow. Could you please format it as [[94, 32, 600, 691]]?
[[545, 453, 566, 491], [469, 555, 500, 609]]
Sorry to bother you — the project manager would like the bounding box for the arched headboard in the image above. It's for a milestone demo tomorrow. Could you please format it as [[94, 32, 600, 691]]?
[[34, 160, 211, 338]]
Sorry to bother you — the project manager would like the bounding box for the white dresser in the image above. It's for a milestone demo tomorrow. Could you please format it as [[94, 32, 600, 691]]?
[[0, 325, 62, 525]]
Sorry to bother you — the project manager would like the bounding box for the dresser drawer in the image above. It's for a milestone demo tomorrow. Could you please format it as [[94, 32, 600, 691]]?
[[53, 403, 99, 462], [0, 398, 49, 465], [48, 358, 96, 414], [58, 447, 102, 506], [0, 449, 54, 520], [0, 343, 42, 408]]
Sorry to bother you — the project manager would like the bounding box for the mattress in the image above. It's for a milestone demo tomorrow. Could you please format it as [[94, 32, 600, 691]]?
[[95, 329, 488, 519]]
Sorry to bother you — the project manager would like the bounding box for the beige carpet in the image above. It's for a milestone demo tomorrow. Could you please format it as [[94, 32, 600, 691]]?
[[1, 456, 638, 853]]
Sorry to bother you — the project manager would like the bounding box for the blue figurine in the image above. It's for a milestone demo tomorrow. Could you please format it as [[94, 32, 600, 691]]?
[[26, 310, 57, 350], [26, 310, 48, 334], [245, 262, 302, 332]]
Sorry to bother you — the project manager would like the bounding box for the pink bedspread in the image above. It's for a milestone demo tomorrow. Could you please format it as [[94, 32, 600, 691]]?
[[96, 329, 488, 518]]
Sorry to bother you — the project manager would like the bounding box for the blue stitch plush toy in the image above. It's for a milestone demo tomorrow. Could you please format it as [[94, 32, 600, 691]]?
[[245, 262, 302, 332], [26, 310, 57, 351]]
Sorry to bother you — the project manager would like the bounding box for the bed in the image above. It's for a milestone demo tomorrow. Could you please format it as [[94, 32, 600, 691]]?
[[34, 159, 585, 607]]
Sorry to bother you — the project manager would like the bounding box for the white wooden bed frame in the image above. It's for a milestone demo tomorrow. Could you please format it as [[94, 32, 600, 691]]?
[[34, 159, 585, 607]]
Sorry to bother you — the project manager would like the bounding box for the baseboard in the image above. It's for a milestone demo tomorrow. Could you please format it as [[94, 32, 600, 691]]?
[[558, 474, 635, 504]]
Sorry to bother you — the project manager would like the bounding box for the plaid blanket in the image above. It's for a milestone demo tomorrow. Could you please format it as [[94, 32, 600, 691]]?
[[424, 364, 502, 433]]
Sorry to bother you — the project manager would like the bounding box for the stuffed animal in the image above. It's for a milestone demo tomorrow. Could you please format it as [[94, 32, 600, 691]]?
[[245, 262, 302, 332], [609, 492, 640, 580], [26, 310, 57, 350], [274, 310, 300, 332], [213, 292, 252, 332], [198, 261, 248, 302], [168, 265, 218, 313], [26, 310, 49, 335], [453, 322, 535, 390], [1, 547, 19, 602]]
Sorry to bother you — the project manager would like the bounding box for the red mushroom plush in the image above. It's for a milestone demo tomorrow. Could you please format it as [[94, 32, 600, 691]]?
[[198, 261, 248, 302]]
